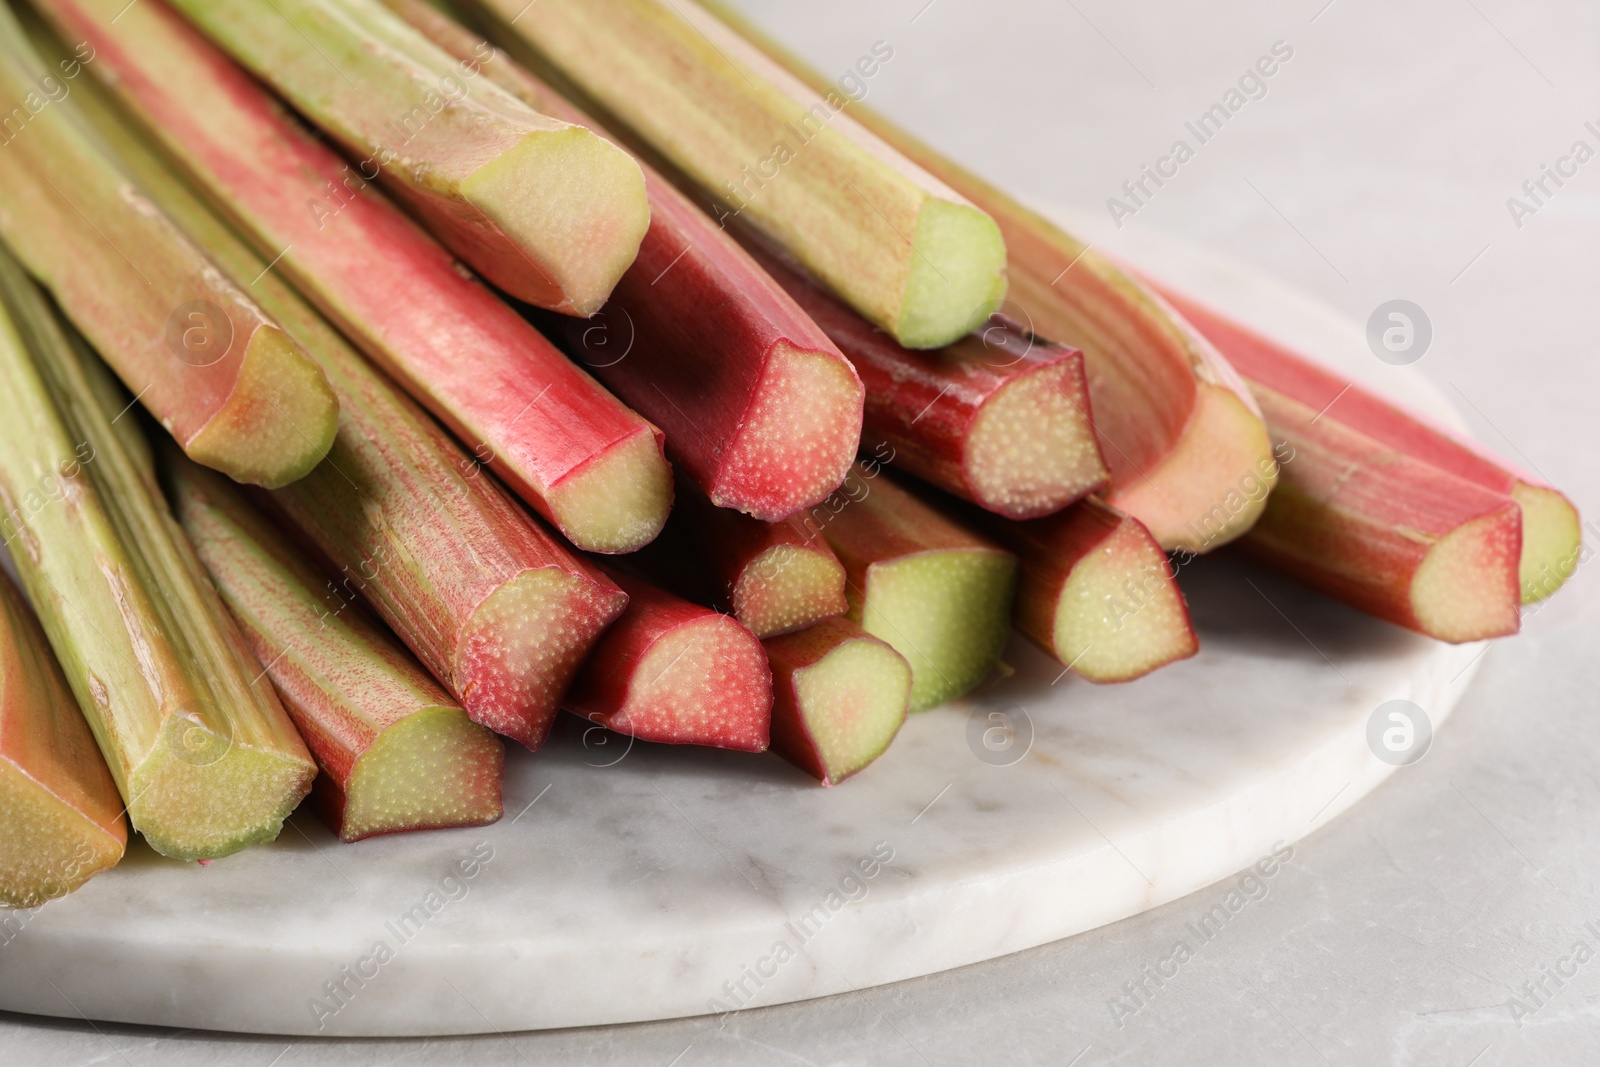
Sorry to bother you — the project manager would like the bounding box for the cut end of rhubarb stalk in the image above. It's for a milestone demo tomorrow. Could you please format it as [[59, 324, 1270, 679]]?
[[1411, 508, 1524, 643], [456, 566, 628, 749], [546, 428, 672, 553], [1055, 519, 1197, 683], [966, 358, 1107, 518], [862, 549, 1018, 712], [712, 339, 864, 520], [0, 763, 126, 908], [462, 124, 651, 316], [331, 706, 505, 843], [1107, 382, 1277, 553], [128, 713, 316, 861], [598, 614, 772, 751], [790, 632, 909, 784], [184, 323, 339, 489], [1512, 482, 1582, 603], [733, 543, 849, 639], [898, 199, 1008, 350]]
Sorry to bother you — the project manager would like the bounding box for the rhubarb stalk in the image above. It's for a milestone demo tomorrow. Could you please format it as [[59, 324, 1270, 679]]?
[[968, 497, 1197, 682], [169, 459, 504, 843], [563, 568, 772, 752], [819, 464, 1018, 712], [1244, 384, 1521, 643], [35, 0, 671, 553], [1157, 286, 1582, 605], [667, 484, 849, 639], [0, 3, 337, 488], [701, 2, 1276, 551], [165, 0, 649, 316], [471, 0, 1008, 351], [390, 0, 865, 521], [57, 61, 631, 749], [0, 571, 126, 906], [747, 237, 1108, 519], [0, 242, 315, 861], [764, 617, 909, 786]]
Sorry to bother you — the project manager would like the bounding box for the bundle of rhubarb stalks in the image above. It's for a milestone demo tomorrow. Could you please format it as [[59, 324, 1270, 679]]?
[[0, 0, 1579, 909]]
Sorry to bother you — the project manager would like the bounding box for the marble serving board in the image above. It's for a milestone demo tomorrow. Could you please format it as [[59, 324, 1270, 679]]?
[[0, 215, 1491, 1037]]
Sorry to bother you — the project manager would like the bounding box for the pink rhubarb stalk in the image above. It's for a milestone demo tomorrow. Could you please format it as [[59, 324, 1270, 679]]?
[[563, 568, 772, 752], [57, 64, 629, 749], [38, 0, 671, 552], [0, 571, 126, 906], [764, 617, 910, 786], [392, 0, 864, 520], [0, 2, 337, 488], [1158, 286, 1581, 605], [748, 238, 1108, 519]]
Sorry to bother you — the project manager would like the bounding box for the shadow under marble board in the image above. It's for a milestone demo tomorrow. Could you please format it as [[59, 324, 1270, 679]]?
[[0, 210, 1490, 1036]]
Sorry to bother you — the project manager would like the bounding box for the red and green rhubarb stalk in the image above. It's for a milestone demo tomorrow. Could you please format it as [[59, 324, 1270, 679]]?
[[818, 464, 1019, 711], [166, 0, 649, 315], [472, 0, 1008, 351], [0, 3, 337, 488], [1244, 384, 1521, 643], [764, 617, 909, 786], [170, 459, 504, 843], [703, 2, 1276, 551], [58, 67, 631, 749], [747, 237, 1109, 519], [391, 0, 865, 520], [564, 568, 772, 752], [0, 571, 126, 906], [37, 0, 671, 552], [671, 484, 848, 639], [1158, 287, 1581, 605], [970, 498, 1197, 682], [0, 242, 315, 861]]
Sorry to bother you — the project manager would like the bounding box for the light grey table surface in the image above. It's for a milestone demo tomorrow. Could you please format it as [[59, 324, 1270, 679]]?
[[4, 1, 1597, 1064]]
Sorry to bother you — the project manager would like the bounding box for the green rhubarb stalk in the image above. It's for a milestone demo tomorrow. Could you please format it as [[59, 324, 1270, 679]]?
[[0, 242, 315, 861], [164, 0, 649, 316], [817, 463, 1018, 712], [471, 0, 1008, 350], [169, 458, 504, 843], [0, 3, 337, 487], [57, 62, 628, 749], [0, 571, 126, 907]]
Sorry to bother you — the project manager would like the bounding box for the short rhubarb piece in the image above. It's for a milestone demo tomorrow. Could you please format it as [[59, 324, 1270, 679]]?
[[764, 617, 910, 786], [972, 498, 1197, 682], [169, 459, 504, 843], [0, 3, 337, 488], [58, 72, 631, 750], [0, 572, 127, 907], [1158, 286, 1582, 605], [166, 0, 648, 315], [818, 465, 1019, 712], [671, 485, 848, 639], [749, 239, 1108, 518], [703, 4, 1275, 550], [390, 0, 864, 520], [0, 244, 315, 861], [563, 569, 772, 752], [39, 0, 670, 552], [1244, 385, 1522, 643], [473, 0, 1007, 350]]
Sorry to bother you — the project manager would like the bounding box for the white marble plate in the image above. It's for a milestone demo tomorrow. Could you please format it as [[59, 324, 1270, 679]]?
[[0, 215, 1491, 1037]]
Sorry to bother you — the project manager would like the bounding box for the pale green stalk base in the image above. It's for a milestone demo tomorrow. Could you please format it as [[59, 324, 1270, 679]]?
[[1514, 482, 1582, 604], [793, 636, 909, 783], [340, 707, 503, 842]]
